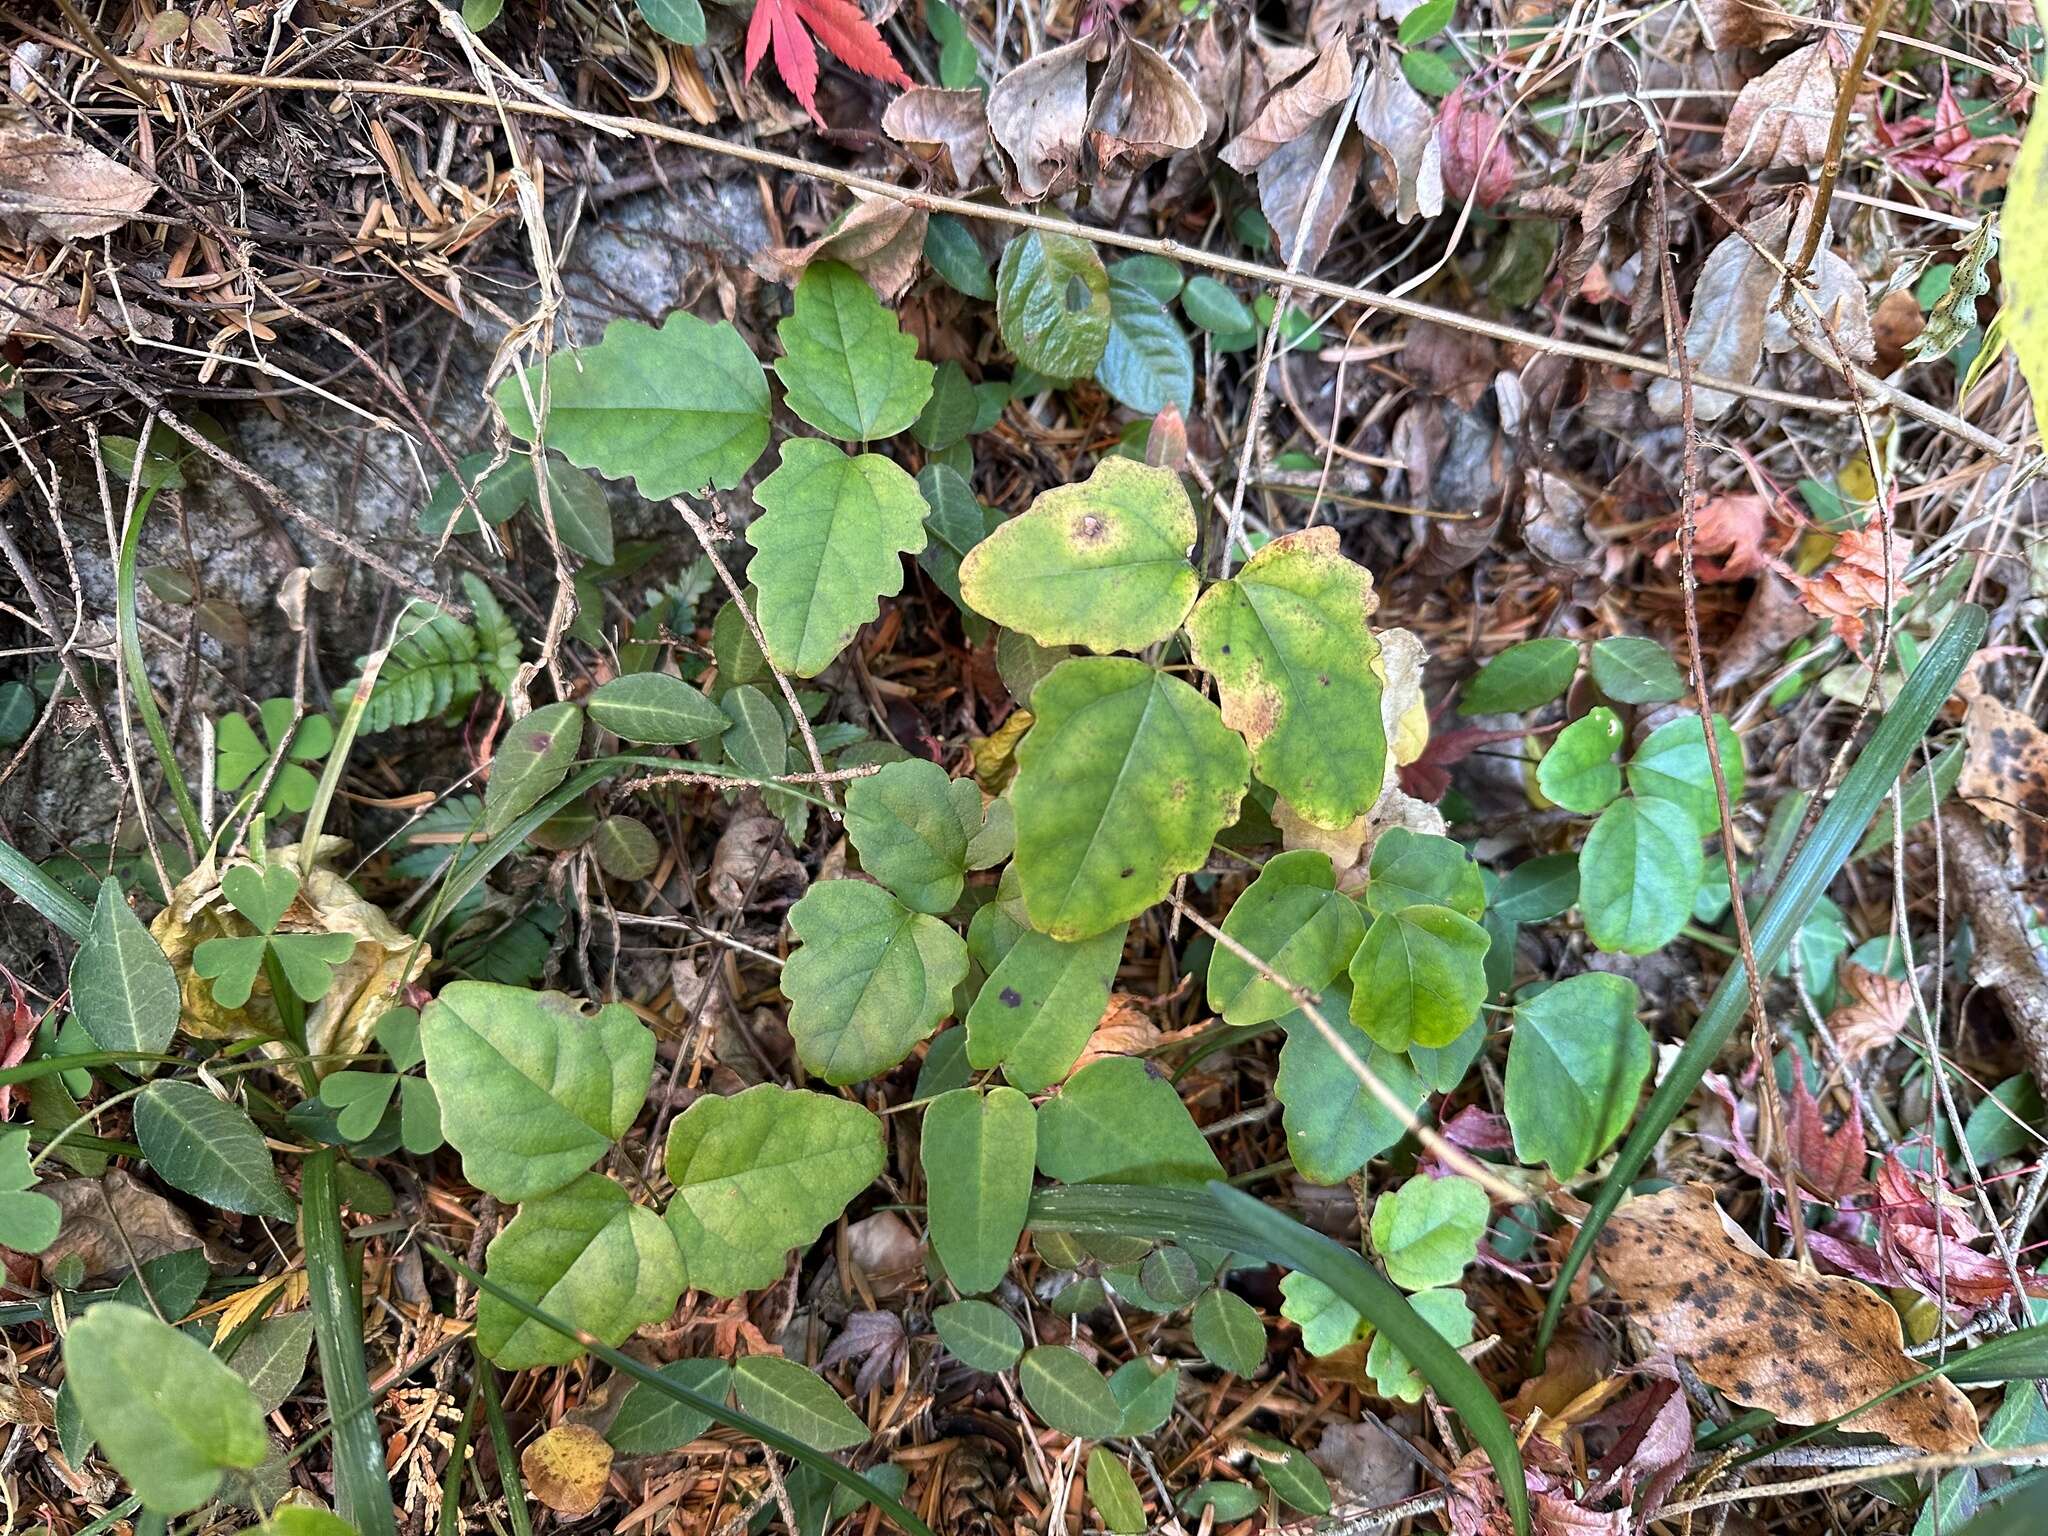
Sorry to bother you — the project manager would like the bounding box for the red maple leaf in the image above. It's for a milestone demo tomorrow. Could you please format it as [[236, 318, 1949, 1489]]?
[[745, 0, 911, 126]]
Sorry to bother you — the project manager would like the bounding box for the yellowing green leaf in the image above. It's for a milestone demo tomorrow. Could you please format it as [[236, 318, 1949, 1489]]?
[[495, 312, 770, 498], [1348, 905, 1491, 1051], [774, 261, 935, 441], [958, 457, 1199, 653], [966, 921, 1127, 1091], [1208, 849, 1365, 1025], [2003, 102, 2048, 441], [783, 879, 968, 1083], [477, 1174, 685, 1367], [1012, 658, 1249, 940], [662, 1084, 883, 1296], [746, 438, 930, 678], [1186, 528, 1387, 829]]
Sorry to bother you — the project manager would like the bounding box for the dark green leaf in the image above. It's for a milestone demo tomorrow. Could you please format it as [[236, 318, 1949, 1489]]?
[[995, 231, 1110, 379], [1458, 637, 1578, 715], [932, 1299, 1024, 1371], [1589, 636, 1687, 704]]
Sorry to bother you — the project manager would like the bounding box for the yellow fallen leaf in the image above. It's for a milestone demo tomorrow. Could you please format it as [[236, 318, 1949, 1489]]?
[[2000, 87, 2048, 443], [520, 1423, 613, 1516]]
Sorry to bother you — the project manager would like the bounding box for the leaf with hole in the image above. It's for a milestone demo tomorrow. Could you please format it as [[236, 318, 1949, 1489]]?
[[1011, 658, 1248, 940], [746, 438, 930, 678], [1186, 528, 1387, 829], [959, 456, 1198, 654], [1348, 904, 1491, 1051], [1505, 973, 1649, 1177], [420, 981, 655, 1203], [1207, 849, 1365, 1025], [922, 1087, 1036, 1294], [662, 1083, 884, 1297], [69, 882, 178, 1054], [775, 261, 935, 441], [783, 879, 968, 1083], [134, 1080, 295, 1220], [995, 230, 1111, 379], [1578, 795, 1702, 954], [477, 1174, 685, 1368]]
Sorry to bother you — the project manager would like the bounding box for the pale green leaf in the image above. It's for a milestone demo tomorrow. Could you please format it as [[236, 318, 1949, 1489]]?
[[844, 758, 969, 913], [732, 1355, 867, 1452], [1368, 1175, 1487, 1291], [1347, 905, 1491, 1051], [1365, 828, 1486, 920], [1035, 1056, 1224, 1186], [1579, 795, 1702, 954], [69, 882, 178, 1054], [1589, 636, 1687, 704], [959, 457, 1199, 654], [586, 673, 726, 745], [1274, 979, 1427, 1184], [1208, 849, 1365, 1025], [783, 879, 968, 1084], [1087, 1448, 1148, 1534], [134, 1081, 294, 1220], [1185, 528, 1387, 829], [420, 981, 656, 1202], [965, 922, 1127, 1092], [1504, 973, 1649, 1176], [1366, 1287, 1473, 1401], [922, 1087, 1034, 1294], [746, 438, 930, 677], [995, 231, 1110, 379], [932, 1299, 1024, 1372], [1011, 658, 1248, 940], [774, 262, 935, 441], [1627, 714, 1744, 835], [1279, 1272, 1367, 1356], [2000, 97, 2048, 442], [1018, 1346, 1123, 1437], [662, 1083, 883, 1297], [477, 1174, 686, 1368], [496, 312, 771, 498], [1536, 707, 1623, 814]]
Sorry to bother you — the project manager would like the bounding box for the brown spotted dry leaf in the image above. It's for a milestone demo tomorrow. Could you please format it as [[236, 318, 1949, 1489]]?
[[755, 195, 929, 304], [1826, 963, 1916, 1062], [1720, 39, 1846, 171], [1958, 688, 2048, 867], [880, 87, 989, 187], [1590, 1183, 1977, 1452], [521, 1423, 614, 1516], [986, 33, 1102, 202], [0, 119, 156, 241]]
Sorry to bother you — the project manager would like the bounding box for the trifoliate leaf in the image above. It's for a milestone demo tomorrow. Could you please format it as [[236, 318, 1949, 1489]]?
[[1207, 849, 1365, 1026], [746, 438, 930, 678], [1368, 1174, 1488, 1291], [1504, 972, 1649, 1177], [661, 1084, 884, 1297], [783, 879, 968, 1084], [496, 312, 771, 498], [1185, 528, 1387, 830], [959, 457, 1199, 654], [774, 261, 935, 441], [1627, 713, 1744, 835], [1011, 658, 1248, 940]]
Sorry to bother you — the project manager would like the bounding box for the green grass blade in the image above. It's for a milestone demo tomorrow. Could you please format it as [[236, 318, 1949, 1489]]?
[[1535, 602, 1989, 1365], [424, 1245, 937, 1536], [115, 491, 205, 850], [476, 1361, 534, 1536], [302, 1150, 398, 1536], [1027, 1182, 1532, 1536], [0, 835, 93, 939]]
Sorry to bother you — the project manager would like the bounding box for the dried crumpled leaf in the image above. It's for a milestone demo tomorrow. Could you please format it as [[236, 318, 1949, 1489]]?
[[1958, 685, 2048, 867], [1220, 40, 1360, 271], [1088, 38, 1206, 173], [1354, 63, 1444, 225], [0, 118, 156, 241], [1221, 38, 1352, 173], [881, 87, 989, 187], [1826, 963, 1916, 1062], [1589, 1182, 1978, 1452], [1438, 85, 1514, 208], [706, 809, 806, 911], [755, 194, 929, 303], [521, 1423, 614, 1516], [1069, 995, 1198, 1076], [1788, 526, 1909, 651], [986, 33, 1102, 202], [1720, 39, 1845, 171], [36, 1170, 206, 1282], [1697, 0, 1799, 49], [1647, 203, 1788, 421]]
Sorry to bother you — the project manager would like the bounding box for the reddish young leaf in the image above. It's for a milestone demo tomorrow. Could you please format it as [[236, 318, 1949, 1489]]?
[[0, 968, 36, 1119], [746, 0, 912, 125], [1783, 1071, 1871, 1203]]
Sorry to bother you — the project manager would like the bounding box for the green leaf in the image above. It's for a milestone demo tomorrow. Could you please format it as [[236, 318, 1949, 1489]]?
[[1854, 741, 1964, 859], [134, 1081, 295, 1220], [911, 360, 978, 451], [69, 882, 178, 1053], [965, 922, 1127, 1091], [1536, 707, 1624, 813], [586, 673, 726, 744], [774, 262, 935, 442], [1111, 1359, 1179, 1433], [591, 814, 660, 880], [1012, 658, 1249, 939], [845, 758, 970, 913], [1275, 980, 1427, 1184], [0, 1128, 59, 1253], [1095, 274, 1194, 414], [1365, 828, 1486, 920], [1504, 973, 1649, 1177], [922, 1087, 1036, 1294], [1246, 1431, 1332, 1514], [607, 1360, 731, 1456], [783, 879, 968, 1083], [269, 931, 358, 1003], [1182, 1482, 1261, 1520], [1578, 795, 1702, 954], [190, 934, 269, 1010], [1181, 275, 1255, 334], [420, 981, 655, 1202], [1348, 905, 1491, 1051], [720, 684, 786, 776], [1018, 1346, 1123, 1437], [462, 0, 503, 26], [924, 214, 994, 298], [1369, 1174, 1487, 1290], [62, 1302, 268, 1514], [221, 863, 299, 934], [662, 1083, 883, 1297], [1279, 1271, 1366, 1355], [1140, 1244, 1201, 1306], [1401, 47, 1461, 97], [747, 437, 930, 678], [1036, 1056, 1224, 1186], [1493, 854, 1579, 923], [1628, 714, 1744, 835], [1191, 1287, 1266, 1376], [932, 1298, 1024, 1372], [1186, 529, 1387, 830], [635, 0, 705, 45], [1590, 636, 1687, 704], [1086, 1448, 1147, 1534], [1110, 254, 1183, 303], [222, 1311, 315, 1414], [1367, 1287, 1474, 1400], [1397, 0, 1455, 42], [496, 312, 771, 498], [477, 1174, 686, 1368], [732, 1355, 868, 1452], [1208, 850, 1365, 1026], [959, 456, 1199, 654], [1459, 637, 1578, 714], [486, 702, 584, 834], [996, 231, 1111, 379], [1965, 1074, 2045, 1165]]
